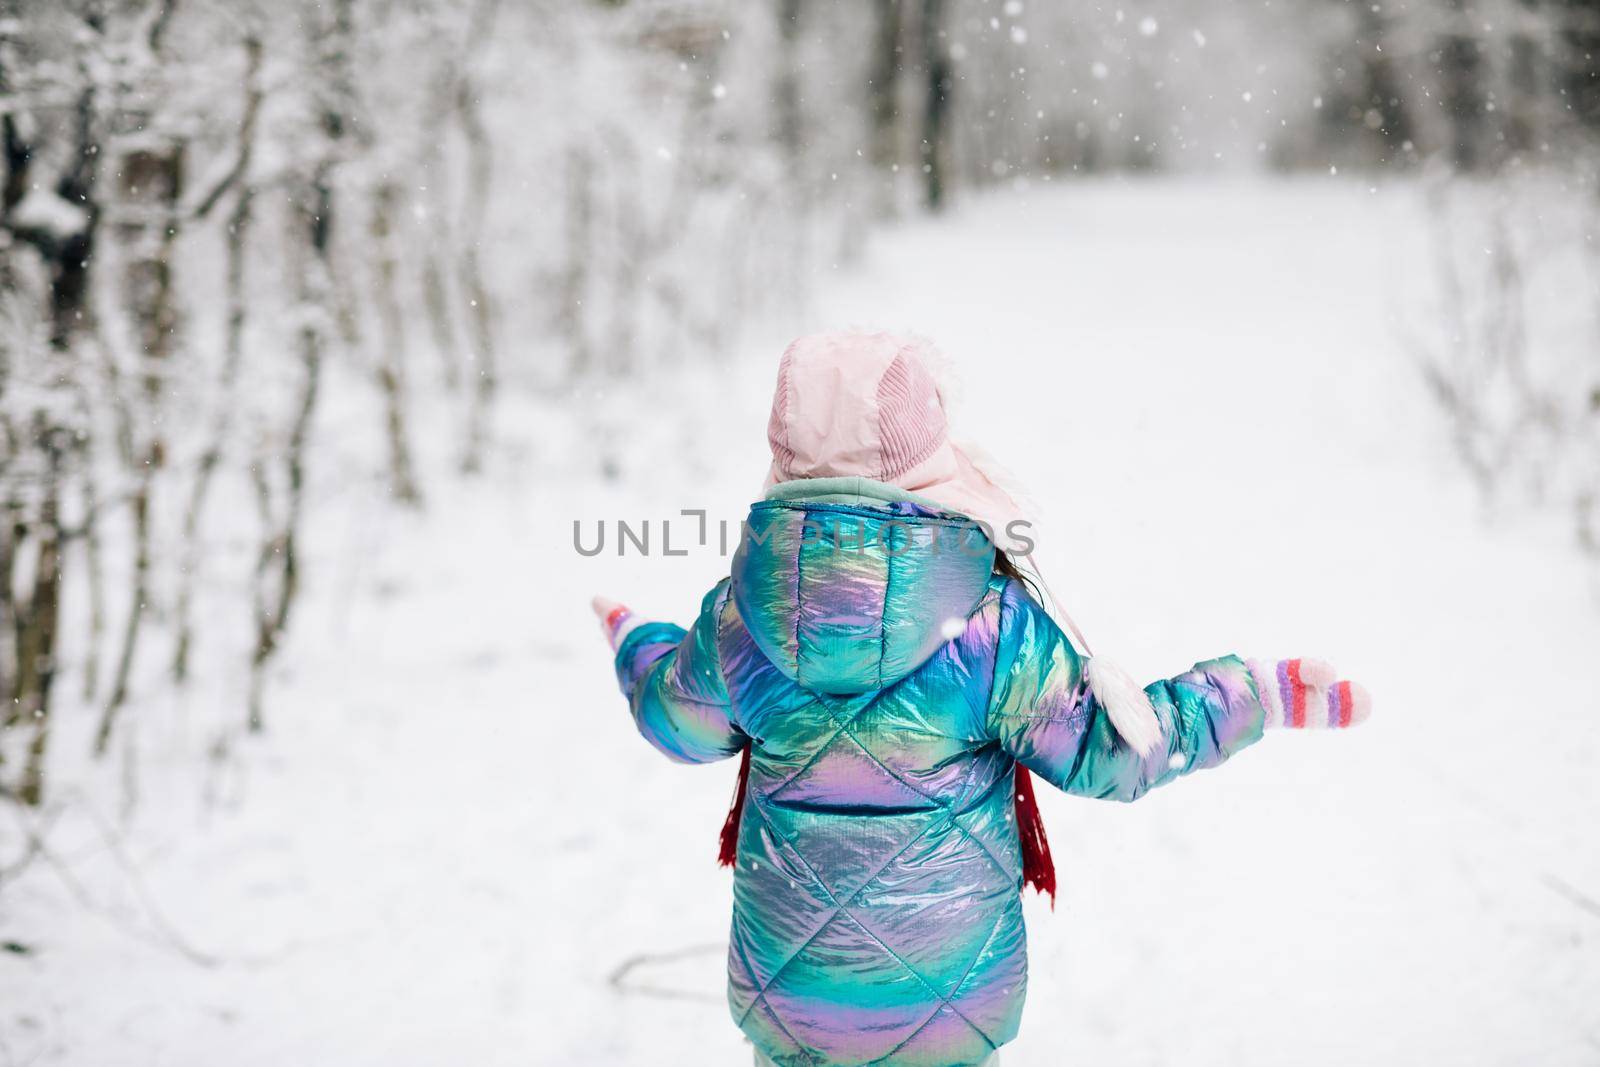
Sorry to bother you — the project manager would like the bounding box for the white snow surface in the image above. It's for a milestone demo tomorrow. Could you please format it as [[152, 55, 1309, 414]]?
[[4, 179, 1600, 1066]]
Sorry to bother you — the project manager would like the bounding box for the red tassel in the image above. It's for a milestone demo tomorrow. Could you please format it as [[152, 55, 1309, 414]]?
[[717, 745, 1054, 909], [718, 744, 752, 868], [1013, 765, 1056, 908]]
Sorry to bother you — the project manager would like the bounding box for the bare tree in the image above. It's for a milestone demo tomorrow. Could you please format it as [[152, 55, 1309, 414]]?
[[774, 0, 804, 164], [0, 3, 106, 802], [559, 144, 594, 382], [456, 0, 500, 474], [172, 33, 264, 684], [245, 0, 351, 732], [867, 0, 903, 215], [918, 0, 951, 212], [0, 0, 840, 808], [418, 47, 465, 392], [369, 181, 423, 505], [96, 132, 185, 756]]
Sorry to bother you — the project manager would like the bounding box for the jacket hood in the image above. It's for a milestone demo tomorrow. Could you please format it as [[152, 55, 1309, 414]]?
[[730, 477, 996, 695]]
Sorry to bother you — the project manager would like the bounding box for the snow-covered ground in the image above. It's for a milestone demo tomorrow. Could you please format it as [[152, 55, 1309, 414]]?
[[4, 179, 1599, 1066]]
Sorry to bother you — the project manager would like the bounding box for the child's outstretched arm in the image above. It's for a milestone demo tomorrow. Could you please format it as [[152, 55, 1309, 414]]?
[[591, 584, 745, 764], [985, 580, 1368, 802]]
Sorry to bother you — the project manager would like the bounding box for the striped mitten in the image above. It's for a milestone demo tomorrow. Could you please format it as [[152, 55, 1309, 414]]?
[[1247, 658, 1371, 729], [591, 595, 642, 651]]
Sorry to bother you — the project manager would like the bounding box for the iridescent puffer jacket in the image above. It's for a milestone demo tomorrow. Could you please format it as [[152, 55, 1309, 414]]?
[[613, 479, 1267, 1066]]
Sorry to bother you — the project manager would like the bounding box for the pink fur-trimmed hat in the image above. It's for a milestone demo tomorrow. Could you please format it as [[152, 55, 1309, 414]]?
[[762, 329, 1172, 757], [762, 331, 1031, 546]]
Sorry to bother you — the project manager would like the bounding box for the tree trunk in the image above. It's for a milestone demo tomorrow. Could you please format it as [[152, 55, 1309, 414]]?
[[247, 2, 344, 732], [0, 67, 102, 802], [80, 463, 105, 701], [869, 0, 903, 163], [1437, 0, 1486, 171], [17, 434, 64, 805], [457, 14, 499, 472], [370, 181, 423, 505], [96, 137, 183, 756], [1357, 3, 1414, 165], [919, 0, 951, 212], [868, 0, 903, 215], [249, 173, 326, 733], [174, 35, 262, 683], [1559, 0, 1600, 132], [559, 145, 593, 381], [774, 0, 804, 163]]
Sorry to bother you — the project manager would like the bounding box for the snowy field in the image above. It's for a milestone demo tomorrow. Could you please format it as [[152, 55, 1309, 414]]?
[[4, 179, 1599, 1066]]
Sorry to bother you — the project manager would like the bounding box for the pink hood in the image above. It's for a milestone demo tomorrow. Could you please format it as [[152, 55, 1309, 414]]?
[[762, 330, 1031, 549]]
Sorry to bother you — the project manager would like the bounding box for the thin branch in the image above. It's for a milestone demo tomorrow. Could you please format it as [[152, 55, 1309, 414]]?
[[6, 801, 220, 966], [188, 36, 263, 220], [608, 942, 724, 1003], [146, 0, 179, 54]]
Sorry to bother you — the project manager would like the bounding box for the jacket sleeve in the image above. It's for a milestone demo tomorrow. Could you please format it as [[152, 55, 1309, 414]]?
[[985, 579, 1265, 801], [613, 580, 743, 764]]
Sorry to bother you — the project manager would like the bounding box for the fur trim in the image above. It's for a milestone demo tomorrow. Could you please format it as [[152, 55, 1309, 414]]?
[[914, 338, 1039, 517], [1084, 656, 1163, 757], [1297, 658, 1337, 689], [948, 435, 1041, 526], [1248, 658, 1284, 727]]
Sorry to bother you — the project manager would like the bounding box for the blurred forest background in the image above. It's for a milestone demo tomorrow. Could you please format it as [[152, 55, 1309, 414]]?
[[0, 0, 1597, 803]]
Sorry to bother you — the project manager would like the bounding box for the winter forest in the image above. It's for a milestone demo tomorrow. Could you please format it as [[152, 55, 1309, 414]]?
[[2, 0, 1599, 1064]]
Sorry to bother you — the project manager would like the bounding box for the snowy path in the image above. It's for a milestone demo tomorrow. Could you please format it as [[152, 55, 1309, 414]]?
[[4, 180, 1599, 1066]]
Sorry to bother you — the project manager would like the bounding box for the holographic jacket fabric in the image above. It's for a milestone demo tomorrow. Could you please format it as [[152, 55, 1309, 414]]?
[[613, 478, 1267, 1066]]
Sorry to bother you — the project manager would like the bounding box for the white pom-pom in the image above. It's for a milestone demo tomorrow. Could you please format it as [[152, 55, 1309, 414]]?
[[1084, 656, 1163, 757]]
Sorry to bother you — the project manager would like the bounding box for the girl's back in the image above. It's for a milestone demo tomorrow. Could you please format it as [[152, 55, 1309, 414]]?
[[618, 480, 1266, 1065], [724, 487, 1026, 1065], [601, 331, 1368, 1067]]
